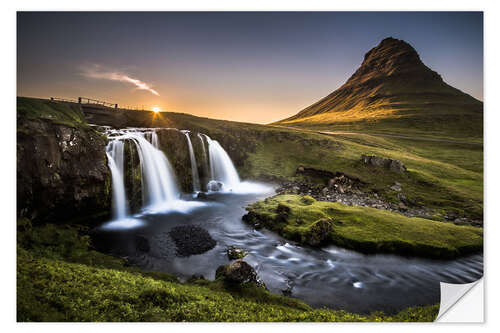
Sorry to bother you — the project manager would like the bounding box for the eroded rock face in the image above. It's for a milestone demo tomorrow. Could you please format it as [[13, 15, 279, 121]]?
[[17, 118, 111, 225], [361, 155, 407, 173]]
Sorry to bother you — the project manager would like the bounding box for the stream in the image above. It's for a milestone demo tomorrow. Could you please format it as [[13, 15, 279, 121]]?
[[93, 184, 483, 314]]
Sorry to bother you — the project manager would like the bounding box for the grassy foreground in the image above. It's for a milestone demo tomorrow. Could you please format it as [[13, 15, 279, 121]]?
[[244, 195, 483, 259], [17, 223, 439, 322]]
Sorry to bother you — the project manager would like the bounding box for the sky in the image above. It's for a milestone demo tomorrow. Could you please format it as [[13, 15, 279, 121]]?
[[17, 12, 483, 124]]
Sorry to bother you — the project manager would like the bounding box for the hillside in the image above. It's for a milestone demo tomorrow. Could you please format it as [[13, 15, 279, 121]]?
[[275, 37, 483, 140]]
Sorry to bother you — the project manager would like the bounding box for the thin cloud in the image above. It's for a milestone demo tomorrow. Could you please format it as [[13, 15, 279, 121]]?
[[81, 65, 160, 96]]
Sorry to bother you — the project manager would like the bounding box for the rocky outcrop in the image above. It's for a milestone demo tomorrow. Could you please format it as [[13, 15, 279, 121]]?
[[17, 116, 111, 225], [361, 155, 407, 173], [216, 259, 265, 287]]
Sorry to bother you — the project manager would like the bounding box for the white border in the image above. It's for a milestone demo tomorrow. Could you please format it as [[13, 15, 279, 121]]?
[[2, 0, 498, 331]]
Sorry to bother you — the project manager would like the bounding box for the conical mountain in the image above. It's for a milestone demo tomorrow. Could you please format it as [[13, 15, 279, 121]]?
[[276, 37, 482, 138]]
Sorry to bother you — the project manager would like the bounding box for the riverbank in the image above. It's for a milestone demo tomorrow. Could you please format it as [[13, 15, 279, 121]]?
[[17, 222, 439, 322], [243, 194, 483, 259]]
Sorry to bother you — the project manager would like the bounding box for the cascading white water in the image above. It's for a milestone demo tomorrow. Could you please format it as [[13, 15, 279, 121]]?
[[127, 132, 180, 206], [197, 133, 210, 180], [105, 129, 180, 211], [204, 135, 240, 191], [151, 131, 159, 148], [182, 131, 201, 193], [106, 140, 128, 219]]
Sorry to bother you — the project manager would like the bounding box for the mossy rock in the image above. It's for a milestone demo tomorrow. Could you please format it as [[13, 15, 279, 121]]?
[[304, 218, 334, 246]]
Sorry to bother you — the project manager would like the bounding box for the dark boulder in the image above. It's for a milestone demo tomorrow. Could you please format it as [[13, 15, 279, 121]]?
[[168, 225, 216, 257], [215, 259, 265, 287]]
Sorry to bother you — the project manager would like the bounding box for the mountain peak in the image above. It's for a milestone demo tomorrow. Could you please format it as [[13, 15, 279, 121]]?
[[275, 37, 482, 130], [345, 37, 441, 87]]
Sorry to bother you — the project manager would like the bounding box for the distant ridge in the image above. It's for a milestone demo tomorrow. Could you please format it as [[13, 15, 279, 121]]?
[[275, 37, 483, 138]]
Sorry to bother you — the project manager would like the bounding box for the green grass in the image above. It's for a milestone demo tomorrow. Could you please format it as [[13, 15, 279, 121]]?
[[237, 128, 483, 220], [244, 194, 483, 258], [276, 113, 483, 143], [17, 97, 87, 128], [17, 223, 439, 322]]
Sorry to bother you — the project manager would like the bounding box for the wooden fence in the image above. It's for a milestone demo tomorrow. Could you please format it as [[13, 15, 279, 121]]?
[[50, 96, 150, 112]]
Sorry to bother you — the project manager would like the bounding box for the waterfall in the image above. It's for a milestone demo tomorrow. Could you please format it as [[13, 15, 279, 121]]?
[[105, 129, 180, 213], [106, 140, 128, 219], [151, 131, 159, 148], [204, 135, 240, 191], [182, 131, 201, 193], [103, 127, 268, 227], [197, 133, 210, 180], [127, 132, 180, 206]]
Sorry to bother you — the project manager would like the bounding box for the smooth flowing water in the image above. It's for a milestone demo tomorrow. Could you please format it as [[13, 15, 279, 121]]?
[[205, 135, 240, 191], [198, 133, 210, 179], [106, 140, 127, 219], [106, 129, 180, 214], [182, 131, 201, 193]]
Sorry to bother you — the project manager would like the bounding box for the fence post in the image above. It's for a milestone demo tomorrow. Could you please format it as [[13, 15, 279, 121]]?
[[78, 97, 82, 104]]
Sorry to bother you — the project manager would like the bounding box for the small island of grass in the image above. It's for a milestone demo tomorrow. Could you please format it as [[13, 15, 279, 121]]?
[[243, 194, 483, 259]]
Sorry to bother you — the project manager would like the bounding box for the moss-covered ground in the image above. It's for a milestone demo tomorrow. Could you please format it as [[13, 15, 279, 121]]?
[[244, 194, 483, 259], [17, 222, 439, 322]]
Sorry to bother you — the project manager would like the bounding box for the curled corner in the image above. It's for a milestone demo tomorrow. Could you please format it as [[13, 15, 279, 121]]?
[[436, 278, 483, 322]]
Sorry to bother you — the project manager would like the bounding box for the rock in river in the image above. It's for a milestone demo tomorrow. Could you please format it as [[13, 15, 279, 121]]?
[[227, 246, 248, 260], [168, 225, 216, 257], [216, 259, 265, 287]]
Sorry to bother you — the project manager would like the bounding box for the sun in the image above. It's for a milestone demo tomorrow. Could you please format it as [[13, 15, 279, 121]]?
[[152, 106, 161, 113]]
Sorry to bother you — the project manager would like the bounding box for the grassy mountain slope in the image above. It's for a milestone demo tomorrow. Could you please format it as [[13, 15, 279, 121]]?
[[275, 37, 483, 140]]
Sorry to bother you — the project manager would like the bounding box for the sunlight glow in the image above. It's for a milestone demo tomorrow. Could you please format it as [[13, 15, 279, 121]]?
[[152, 106, 161, 113]]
